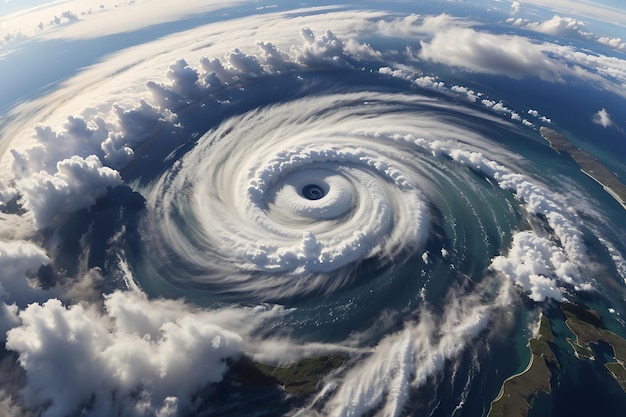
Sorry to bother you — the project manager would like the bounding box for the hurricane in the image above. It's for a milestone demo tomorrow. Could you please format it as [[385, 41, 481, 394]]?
[[1, 1, 626, 417]]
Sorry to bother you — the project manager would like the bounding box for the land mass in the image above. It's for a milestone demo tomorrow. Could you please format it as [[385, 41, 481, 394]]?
[[487, 313, 558, 417], [230, 353, 345, 398], [489, 302, 626, 417], [539, 127, 626, 210], [562, 302, 626, 392]]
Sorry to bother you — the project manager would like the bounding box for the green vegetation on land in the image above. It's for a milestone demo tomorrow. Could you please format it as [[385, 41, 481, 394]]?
[[487, 313, 558, 417], [231, 354, 345, 397], [605, 362, 626, 391], [540, 127, 626, 210], [562, 302, 626, 393]]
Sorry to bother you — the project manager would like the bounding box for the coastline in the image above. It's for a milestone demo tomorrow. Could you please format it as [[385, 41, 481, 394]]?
[[579, 169, 626, 211], [487, 313, 555, 417], [490, 351, 536, 404], [539, 127, 626, 210], [562, 302, 626, 393]]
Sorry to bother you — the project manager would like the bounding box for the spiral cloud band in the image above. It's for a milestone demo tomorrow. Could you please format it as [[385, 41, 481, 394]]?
[[142, 95, 437, 298], [1, 1, 626, 417]]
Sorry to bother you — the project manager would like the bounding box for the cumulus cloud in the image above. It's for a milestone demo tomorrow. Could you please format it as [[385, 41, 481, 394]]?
[[591, 107, 614, 128], [528, 109, 551, 123], [0, 240, 51, 336], [441, 148, 590, 298], [11, 117, 109, 177], [5, 291, 286, 417], [290, 27, 381, 68], [3, 8, 624, 239], [512, 15, 593, 38], [0, 8, 622, 417], [2, 93, 177, 230], [380, 68, 538, 129], [451, 85, 482, 102], [511, 2, 521, 14], [412, 75, 445, 90], [482, 99, 523, 121], [3, 25, 388, 232], [146, 48, 272, 112], [490, 231, 570, 301], [482, 99, 511, 114], [14, 155, 122, 229], [541, 43, 626, 98], [0, 240, 49, 304], [597, 36, 626, 50], [52, 11, 80, 25], [10, 101, 176, 178]]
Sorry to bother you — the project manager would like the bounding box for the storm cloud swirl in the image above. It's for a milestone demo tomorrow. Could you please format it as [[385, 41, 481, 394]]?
[[1, 2, 626, 417]]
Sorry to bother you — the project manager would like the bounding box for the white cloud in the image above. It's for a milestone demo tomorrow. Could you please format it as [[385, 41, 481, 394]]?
[[490, 231, 571, 301], [418, 25, 626, 98], [375, 13, 466, 37], [528, 109, 551, 123], [9, 102, 177, 179], [0, 240, 50, 336], [598, 237, 626, 284], [482, 99, 511, 114], [451, 85, 482, 102], [598, 36, 626, 50], [443, 148, 590, 299], [507, 15, 625, 50], [514, 15, 593, 38], [512, 0, 626, 32], [511, 2, 521, 14], [380, 69, 537, 128], [5, 291, 288, 417], [14, 155, 122, 229], [0, 240, 49, 303], [0, 6, 623, 416], [591, 107, 614, 128], [311, 280, 512, 417], [419, 27, 569, 81], [0, 0, 250, 48], [290, 27, 382, 68], [0, 388, 31, 417], [413, 75, 445, 90], [3, 23, 383, 229]]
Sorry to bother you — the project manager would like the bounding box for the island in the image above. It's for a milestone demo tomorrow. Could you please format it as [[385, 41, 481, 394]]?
[[539, 127, 626, 210], [230, 353, 345, 397], [487, 313, 558, 417], [562, 302, 626, 392]]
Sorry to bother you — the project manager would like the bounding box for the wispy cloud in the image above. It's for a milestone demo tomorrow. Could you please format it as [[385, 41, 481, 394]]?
[[507, 15, 625, 50]]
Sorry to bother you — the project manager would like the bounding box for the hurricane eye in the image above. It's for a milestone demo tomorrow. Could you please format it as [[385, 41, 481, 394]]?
[[302, 184, 325, 200]]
